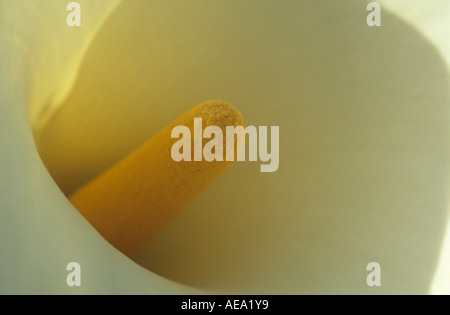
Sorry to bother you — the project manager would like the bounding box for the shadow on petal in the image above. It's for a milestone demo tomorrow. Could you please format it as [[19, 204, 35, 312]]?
[[37, 0, 450, 294]]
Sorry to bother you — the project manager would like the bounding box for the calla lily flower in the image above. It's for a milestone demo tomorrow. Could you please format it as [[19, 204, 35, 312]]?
[[1, 0, 449, 294]]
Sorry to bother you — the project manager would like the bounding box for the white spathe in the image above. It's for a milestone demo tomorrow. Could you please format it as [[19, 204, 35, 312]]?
[[1, 0, 449, 294], [0, 0, 196, 294], [378, 0, 450, 295]]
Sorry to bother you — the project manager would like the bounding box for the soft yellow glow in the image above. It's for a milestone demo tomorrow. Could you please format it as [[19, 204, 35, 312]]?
[[1, 0, 449, 294]]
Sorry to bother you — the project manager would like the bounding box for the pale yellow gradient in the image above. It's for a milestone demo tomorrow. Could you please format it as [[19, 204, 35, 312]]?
[[378, 0, 450, 295], [1, 0, 197, 294], [1, 0, 449, 294]]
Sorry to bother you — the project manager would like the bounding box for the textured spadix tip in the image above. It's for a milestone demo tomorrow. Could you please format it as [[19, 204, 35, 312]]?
[[69, 100, 245, 256], [196, 100, 245, 129]]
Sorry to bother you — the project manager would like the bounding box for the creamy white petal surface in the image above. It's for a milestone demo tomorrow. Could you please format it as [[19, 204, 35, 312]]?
[[1, 0, 449, 294], [379, 0, 450, 68], [379, 0, 450, 294], [0, 0, 123, 132], [0, 0, 196, 294]]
